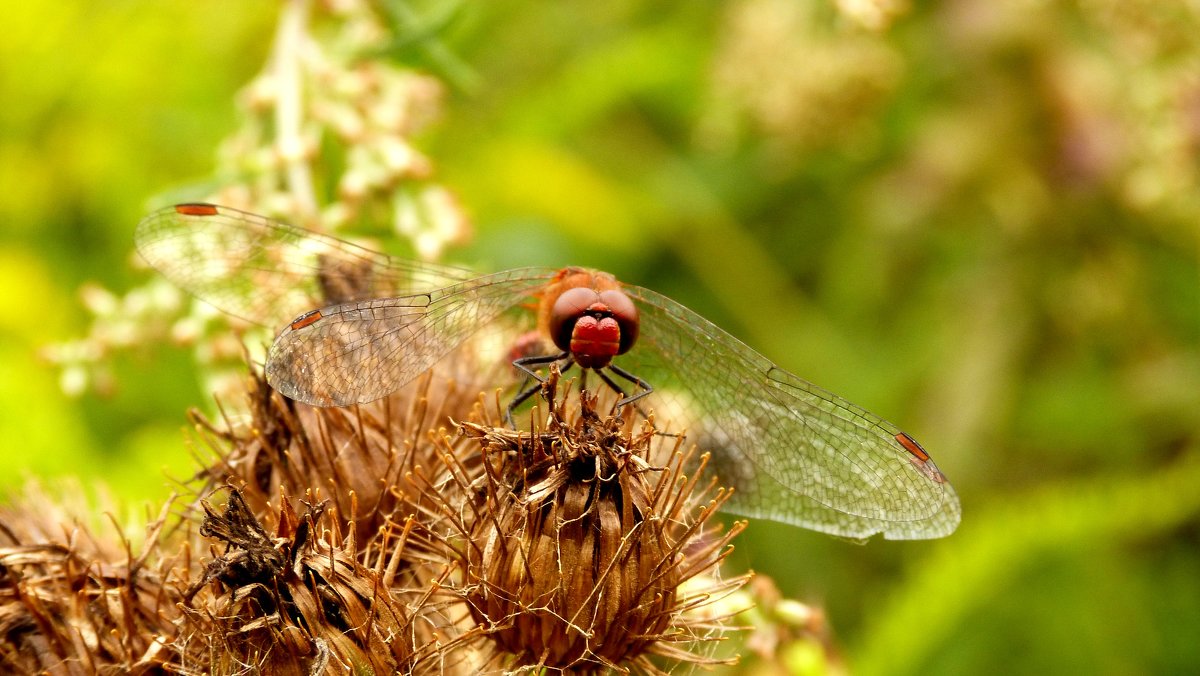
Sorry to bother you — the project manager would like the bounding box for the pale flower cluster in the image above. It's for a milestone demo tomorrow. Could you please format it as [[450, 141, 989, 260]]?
[[47, 0, 470, 405]]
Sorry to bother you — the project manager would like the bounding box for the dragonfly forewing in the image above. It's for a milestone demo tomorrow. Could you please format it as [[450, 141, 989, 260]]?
[[265, 269, 558, 406], [623, 284, 961, 540], [135, 203, 477, 327]]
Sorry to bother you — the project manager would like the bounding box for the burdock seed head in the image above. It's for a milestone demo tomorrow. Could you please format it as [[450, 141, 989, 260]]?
[[182, 363, 487, 674], [0, 355, 756, 674], [179, 487, 426, 675], [447, 371, 750, 674]]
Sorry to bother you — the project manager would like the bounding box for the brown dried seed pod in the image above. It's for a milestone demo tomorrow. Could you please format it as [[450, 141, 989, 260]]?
[[180, 488, 428, 675], [0, 483, 188, 673], [181, 362, 490, 674], [190, 365, 482, 554], [0, 360, 758, 675], [443, 374, 749, 674]]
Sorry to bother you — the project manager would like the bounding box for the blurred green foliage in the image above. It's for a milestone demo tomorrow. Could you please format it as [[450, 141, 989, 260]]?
[[1, 0, 1198, 674]]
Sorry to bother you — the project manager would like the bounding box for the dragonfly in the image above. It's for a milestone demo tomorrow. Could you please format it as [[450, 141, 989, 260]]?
[[136, 203, 961, 540]]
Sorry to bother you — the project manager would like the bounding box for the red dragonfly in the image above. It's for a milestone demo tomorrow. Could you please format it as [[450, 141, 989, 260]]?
[[136, 203, 961, 540]]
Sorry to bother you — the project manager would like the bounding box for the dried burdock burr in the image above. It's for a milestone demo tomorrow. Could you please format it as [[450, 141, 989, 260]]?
[[0, 357, 754, 674], [423, 371, 750, 674], [178, 488, 426, 675], [182, 362, 487, 674], [0, 484, 188, 673], [189, 365, 480, 551]]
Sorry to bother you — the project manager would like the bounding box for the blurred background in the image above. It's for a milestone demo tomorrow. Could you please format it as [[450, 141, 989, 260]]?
[[2, 0, 1198, 673]]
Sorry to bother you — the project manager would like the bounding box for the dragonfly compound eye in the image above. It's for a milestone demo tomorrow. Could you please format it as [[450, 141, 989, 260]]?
[[598, 288, 638, 354], [548, 286, 602, 352]]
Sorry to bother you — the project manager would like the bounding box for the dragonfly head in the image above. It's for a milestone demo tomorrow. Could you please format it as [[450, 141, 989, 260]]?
[[548, 287, 639, 369]]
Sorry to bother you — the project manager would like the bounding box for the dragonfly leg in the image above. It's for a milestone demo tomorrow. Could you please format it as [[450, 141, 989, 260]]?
[[594, 364, 679, 437], [607, 363, 653, 407], [592, 363, 655, 421], [507, 352, 571, 427]]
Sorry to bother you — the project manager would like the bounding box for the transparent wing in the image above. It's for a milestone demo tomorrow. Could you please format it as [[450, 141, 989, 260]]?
[[134, 203, 477, 327], [265, 269, 558, 406], [621, 284, 961, 540]]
